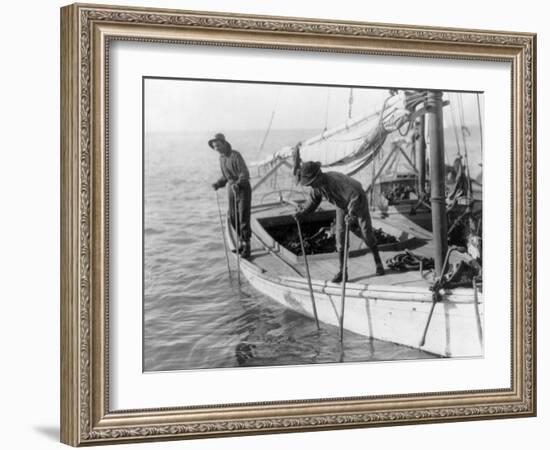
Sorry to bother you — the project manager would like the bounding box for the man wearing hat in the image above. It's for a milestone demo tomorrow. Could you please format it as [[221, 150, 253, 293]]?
[[295, 161, 385, 282], [210, 133, 252, 258]]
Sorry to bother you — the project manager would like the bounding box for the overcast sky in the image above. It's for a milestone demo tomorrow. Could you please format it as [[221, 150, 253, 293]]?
[[144, 78, 482, 134]]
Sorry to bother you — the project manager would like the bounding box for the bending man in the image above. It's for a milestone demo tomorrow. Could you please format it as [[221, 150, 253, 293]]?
[[295, 161, 385, 282], [210, 133, 251, 258]]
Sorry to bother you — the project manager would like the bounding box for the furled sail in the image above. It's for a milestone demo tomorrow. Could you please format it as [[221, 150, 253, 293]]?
[[252, 91, 423, 176]]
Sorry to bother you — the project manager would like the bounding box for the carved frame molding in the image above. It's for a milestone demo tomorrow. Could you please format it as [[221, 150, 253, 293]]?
[[61, 3, 536, 446]]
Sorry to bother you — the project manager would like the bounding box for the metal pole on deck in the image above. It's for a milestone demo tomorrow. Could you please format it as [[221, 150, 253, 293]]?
[[426, 91, 448, 276], [415, 115, 426, 196]]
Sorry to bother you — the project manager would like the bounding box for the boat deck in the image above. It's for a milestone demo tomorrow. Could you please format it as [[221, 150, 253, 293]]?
[[248, 202, 447, 288]]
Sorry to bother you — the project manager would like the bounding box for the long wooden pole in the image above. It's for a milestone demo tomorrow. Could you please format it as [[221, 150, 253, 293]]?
[[233, 187, 241, 286], [215, 191, 232, 282], [419, 291, 439, 347], [419, 245, 456, 347], [295, 218, 320, 330], [339, 221, 350, 342], [473, 277, 483, 344]]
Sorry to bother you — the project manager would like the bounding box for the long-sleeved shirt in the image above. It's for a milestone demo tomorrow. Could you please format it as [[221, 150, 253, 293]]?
[[215, 150, 250, 188], [301, 171, 367, 217]]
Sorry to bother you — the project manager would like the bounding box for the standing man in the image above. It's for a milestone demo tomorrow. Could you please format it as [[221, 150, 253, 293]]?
[[210, 133, 252, 258], [295, 161, 385, 282]]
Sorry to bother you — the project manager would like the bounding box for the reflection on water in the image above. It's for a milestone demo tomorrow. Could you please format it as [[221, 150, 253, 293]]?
[[143, 130, 435, 372]]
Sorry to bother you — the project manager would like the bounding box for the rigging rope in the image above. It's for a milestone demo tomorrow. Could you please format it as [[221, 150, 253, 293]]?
[[476, 93, 483, 153], [449, 94, 462, 156], [457, 93, 473, 197], [258, 88, 281, 153], [323, 88, 331, 131], [386, 250, 434, 272], [370, 148, 376, 208], [398, 119, 414, 137], [457, 93, 469, 153]]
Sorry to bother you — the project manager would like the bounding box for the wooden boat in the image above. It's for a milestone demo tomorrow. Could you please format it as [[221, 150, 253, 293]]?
[[225, 89, 483, 358], [226, 199, 483, 358]]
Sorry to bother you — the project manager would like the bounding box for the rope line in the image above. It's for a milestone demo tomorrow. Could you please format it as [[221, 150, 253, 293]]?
[[449, 93, 462, 156], [324, 88, 331, 131], [258, 88, 281, 153]]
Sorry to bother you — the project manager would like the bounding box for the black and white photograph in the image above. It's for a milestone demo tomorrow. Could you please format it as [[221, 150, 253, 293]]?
[[143, 79, 484, 372], [1, 0, 544, 447]]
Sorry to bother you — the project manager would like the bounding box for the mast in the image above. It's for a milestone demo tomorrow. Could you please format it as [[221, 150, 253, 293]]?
[[426, 91, 448, 276], [348, 88, 354, 119], [414, 115, 426, 195]]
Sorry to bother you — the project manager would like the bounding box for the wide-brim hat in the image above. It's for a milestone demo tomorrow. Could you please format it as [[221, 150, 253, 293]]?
[[208, 132, 231, 149], [300, 161, 322, 186]]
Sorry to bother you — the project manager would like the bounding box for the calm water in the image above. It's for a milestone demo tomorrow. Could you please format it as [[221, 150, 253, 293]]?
[[143, 127, 480, 371]]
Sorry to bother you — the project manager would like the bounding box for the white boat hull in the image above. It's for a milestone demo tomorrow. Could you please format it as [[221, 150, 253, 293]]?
[[237, 255, 483, 358], [226, 217, 483, 358]]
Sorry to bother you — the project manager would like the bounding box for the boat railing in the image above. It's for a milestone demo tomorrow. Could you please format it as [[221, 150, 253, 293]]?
[[258, 188, 307, 206]]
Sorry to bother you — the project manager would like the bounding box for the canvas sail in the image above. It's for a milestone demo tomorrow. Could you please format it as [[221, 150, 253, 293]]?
[[252, 91, 422, 176]]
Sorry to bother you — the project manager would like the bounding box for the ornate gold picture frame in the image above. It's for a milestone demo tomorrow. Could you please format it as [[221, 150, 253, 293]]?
[[60, 3, 536, 446]]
